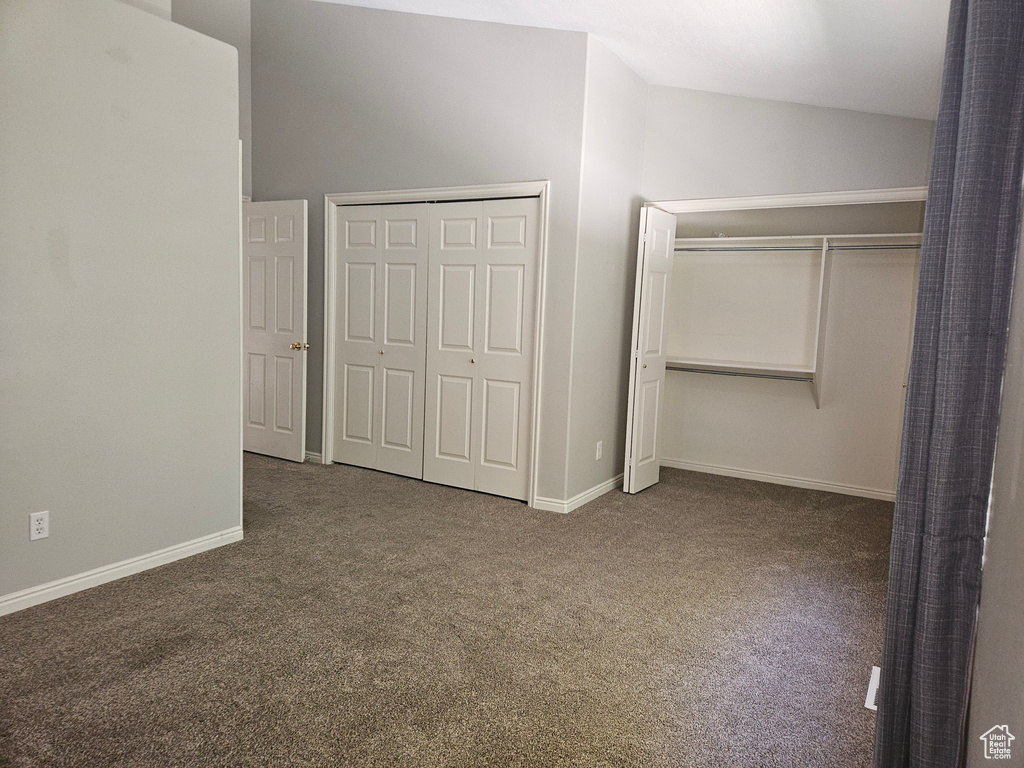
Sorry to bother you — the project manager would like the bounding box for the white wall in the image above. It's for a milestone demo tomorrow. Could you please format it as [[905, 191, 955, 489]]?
[[250, 0, 588, 500], [173, 0, 251, 197], [641, 86, 934, 498], [643, 86, 935, 202], [564, 39, 648, 500], [0, 0, 242, 606], [967, 226, 1024, 766]]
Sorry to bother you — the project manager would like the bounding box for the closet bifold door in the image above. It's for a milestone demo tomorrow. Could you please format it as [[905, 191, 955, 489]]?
[[333, 203, 428, 478], [423, 197, 540, 501], [623, 205, 676, 493]]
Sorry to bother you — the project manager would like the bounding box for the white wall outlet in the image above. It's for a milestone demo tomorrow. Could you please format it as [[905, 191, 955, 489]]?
[[595, 440, 603, 461], [30, 511, 49, 541]]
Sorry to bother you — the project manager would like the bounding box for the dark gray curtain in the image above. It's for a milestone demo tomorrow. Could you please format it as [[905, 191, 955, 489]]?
[[874, 0, 1024, 766]]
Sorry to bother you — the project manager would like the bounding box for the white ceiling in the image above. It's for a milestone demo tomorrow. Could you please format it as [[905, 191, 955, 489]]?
[[316, 0, 950, 120]]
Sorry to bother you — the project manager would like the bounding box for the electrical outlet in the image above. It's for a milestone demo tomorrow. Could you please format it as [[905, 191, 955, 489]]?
[[595, 441, 603, 461], [30, 511, 49, 541]]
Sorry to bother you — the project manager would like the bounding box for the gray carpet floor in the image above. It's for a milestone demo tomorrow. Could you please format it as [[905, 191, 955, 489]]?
[[1, 455, 891, 767]]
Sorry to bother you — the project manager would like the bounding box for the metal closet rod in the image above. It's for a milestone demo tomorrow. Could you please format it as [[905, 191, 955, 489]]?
[[674, 243, 921, 253]]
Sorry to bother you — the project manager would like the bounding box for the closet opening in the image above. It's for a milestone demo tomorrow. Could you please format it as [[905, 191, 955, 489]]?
[[625, 187, 927, 501]]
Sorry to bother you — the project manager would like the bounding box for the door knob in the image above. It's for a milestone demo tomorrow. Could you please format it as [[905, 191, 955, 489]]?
[[379, 349, 384, 355], [470, 358, 476, 364], [290, 342, 309, 351], [642, 364, 647, 369]]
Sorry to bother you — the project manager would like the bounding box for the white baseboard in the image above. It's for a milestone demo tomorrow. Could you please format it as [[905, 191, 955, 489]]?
[[305, 451, 323, 464], [534, 474, 624, 514], [0, 526, 244, 617], [660, 458, 895, 501]]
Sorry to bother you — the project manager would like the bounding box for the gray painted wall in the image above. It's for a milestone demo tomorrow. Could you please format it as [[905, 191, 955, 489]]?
[[250, 0, 588, 499], [248, 3, 937, 504], [566, 39, 648, 499], [0, 0, 242, 599], [643, 86, 935, 201], [173, 0, 251, 198], [967, 227, 1024, 767]]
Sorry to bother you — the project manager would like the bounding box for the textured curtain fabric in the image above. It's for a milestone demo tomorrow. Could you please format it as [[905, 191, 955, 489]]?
[[873, 1, 1024, 766]]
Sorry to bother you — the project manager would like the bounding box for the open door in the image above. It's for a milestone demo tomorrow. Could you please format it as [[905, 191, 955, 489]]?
[[243, 199, 309, 462], [623, 206, 677, 493]]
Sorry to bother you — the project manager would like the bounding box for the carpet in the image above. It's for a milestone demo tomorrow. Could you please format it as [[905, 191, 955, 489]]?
[[0, 455, 891, 767]]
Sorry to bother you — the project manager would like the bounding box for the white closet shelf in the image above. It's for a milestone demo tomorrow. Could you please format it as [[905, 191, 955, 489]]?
[[666, 357, 822, 407], [674, 232, 923, 247], [665, 358, 814, 380]]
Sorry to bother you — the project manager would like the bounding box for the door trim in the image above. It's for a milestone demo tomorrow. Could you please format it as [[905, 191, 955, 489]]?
[[648, 186, 929, 214], [322, 181, 550, 509]]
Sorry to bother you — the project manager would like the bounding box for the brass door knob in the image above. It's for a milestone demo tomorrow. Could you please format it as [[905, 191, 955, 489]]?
[[290, 342, 309, 351], [642, 364, 647, 369], [470, 358, 476, 364], [379, 349, 384, 355]]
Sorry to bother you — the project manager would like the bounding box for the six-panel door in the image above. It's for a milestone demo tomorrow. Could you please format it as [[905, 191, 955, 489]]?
[[423, 198, 539, 501], [243, 200, 308, 463], [333, 204, 428, 478], [623, 206, 677, 493]]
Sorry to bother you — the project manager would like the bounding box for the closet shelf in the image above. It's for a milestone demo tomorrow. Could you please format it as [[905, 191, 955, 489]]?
[[665, 358, 814, 381], [666, 357, 821, 406], [673, 233, 922, 253]]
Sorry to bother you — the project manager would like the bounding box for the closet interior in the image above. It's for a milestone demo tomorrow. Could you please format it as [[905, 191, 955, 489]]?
[[626, 194, 926, 501]]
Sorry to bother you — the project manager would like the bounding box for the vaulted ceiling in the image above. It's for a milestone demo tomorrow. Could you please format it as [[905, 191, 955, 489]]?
[[316, 0, 950, 120]]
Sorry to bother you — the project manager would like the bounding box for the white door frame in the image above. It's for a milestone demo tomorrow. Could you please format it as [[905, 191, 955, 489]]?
[[647, 186, 929, 215], [322, 181, 550, 509]]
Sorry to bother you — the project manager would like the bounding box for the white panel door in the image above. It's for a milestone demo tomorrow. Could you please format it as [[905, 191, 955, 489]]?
[[377, 205, 429, 477], [423, 202, 481, 492], [423, 197, 539, 500], [624, 206, 677, 493], [334, 205, 381, 471], [243, 200, 309, 462], [475, 198, 538, 500], [333, 204, 428, 478]]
